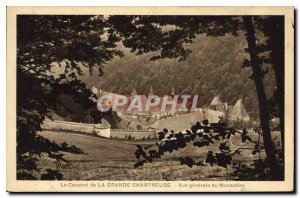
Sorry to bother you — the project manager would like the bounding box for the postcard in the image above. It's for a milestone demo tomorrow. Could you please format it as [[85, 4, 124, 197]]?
[[6, 6, 294, 192]]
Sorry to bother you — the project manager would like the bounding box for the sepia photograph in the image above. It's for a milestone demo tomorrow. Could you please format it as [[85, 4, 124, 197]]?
[[6, 7, 294, 192]]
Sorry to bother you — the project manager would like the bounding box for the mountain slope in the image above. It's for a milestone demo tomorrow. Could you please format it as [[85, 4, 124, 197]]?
[[81, 34, 276, 119]]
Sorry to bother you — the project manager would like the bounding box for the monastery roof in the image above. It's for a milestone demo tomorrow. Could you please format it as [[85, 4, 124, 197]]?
[[151, 111, 203, 132], [210, 95, 221, 106], [95, 118, 111, 129]]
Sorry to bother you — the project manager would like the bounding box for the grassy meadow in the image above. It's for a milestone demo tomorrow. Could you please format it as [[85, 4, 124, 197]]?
[[39, 130, 281, 181]]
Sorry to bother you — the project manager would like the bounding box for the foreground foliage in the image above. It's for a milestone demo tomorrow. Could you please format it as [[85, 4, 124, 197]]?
[[134, 119, 283, 180], [17, 16, 120, 179]]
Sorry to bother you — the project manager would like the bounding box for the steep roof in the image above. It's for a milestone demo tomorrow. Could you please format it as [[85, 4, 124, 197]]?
[[228, 99, 249, 120], [234, 99, 249, 118], [227, 106, 235, 117], [150, 111, 203, 132], [212, 103, 227, 114], [95, 118, 111, 129], [210, 95, 221, 106], [118, 115, 154, 130]]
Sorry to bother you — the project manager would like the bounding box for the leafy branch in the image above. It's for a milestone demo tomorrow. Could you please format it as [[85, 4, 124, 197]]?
[[133, 119, 273, 180]]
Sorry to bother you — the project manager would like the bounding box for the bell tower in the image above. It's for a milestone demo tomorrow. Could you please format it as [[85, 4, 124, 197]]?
[[131, 88, 137, 97]]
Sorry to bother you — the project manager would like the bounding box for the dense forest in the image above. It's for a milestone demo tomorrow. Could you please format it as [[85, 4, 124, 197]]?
[[80, 33, 276, 119]]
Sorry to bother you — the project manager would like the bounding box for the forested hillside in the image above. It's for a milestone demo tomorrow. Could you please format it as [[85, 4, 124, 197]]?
[[81, 33, 276, 119]]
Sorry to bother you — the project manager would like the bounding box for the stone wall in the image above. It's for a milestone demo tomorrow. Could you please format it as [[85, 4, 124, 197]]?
[[42, 120, 95, 134], [42, 120, 157, 140]]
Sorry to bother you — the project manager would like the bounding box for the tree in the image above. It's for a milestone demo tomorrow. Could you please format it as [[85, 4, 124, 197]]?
[[17, 15, 123, 179], [108, 15, 284, 180], [242, 16, 281, 180], [256, 16, 285, 152]]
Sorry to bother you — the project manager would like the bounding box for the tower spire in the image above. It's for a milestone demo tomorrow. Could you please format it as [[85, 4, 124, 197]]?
[[171, 88, 175, 96], [131, 88, 137, 97], [149, 85, 154, 96]]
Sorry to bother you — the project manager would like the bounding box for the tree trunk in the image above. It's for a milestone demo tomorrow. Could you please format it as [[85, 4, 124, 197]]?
[[242, 16, 282, 180], [267, 16, 285, 153]]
